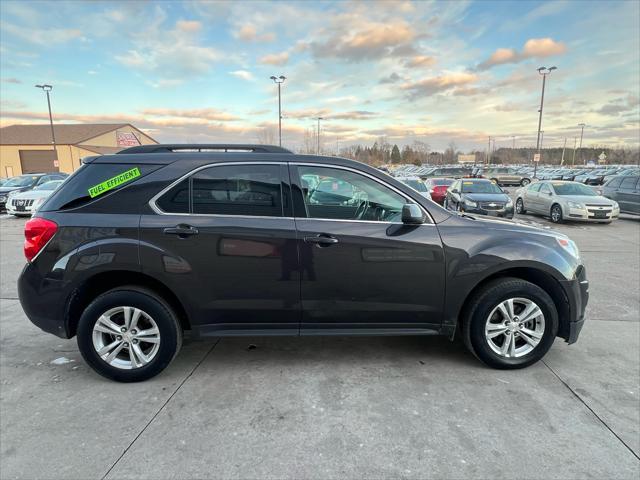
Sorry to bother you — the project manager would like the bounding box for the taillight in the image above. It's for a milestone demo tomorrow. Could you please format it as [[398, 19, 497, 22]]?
[[24, 218, 57, 262]]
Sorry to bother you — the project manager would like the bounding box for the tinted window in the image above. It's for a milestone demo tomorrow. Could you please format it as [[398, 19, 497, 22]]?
[[41, 163, 159, 211], [192, 164, 282, 216], [528, 183, 542, 192], [461, 181, 502, 194], [298, 166, 406, 222], [539, 184, 551, 194], [606, 177, 623, 188], [156, 179, 189, 213], [3, 175, 39, 187], [620, 177, 638, 190]]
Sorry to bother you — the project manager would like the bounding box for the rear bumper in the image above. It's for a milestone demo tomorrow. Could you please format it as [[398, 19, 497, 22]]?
[[559, 265, 589, 344]]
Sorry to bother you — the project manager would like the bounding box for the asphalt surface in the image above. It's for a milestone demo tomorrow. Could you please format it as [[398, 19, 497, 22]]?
[[1, 208, 639, 480]]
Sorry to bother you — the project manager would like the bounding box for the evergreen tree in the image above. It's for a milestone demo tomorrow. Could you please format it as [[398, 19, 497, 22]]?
[[391, 144, 402, 164]]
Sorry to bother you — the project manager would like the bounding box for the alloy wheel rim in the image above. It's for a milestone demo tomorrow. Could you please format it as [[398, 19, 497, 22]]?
[[516, 199, 523, 213], [91, 306, 161, 370], [552, 206, 561, 222], [485, 297, 545, 358]]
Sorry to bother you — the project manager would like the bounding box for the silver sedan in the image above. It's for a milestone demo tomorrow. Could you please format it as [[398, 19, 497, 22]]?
[[515, 180, 620, 224]]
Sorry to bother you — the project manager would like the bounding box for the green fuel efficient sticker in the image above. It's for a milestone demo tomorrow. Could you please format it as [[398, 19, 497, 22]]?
[[88, 167, 141, 198]]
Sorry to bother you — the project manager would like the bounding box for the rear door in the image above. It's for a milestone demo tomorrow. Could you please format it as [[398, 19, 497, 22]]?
[[523, 182, 541, 211], [140, 162, 301, 335], [618, 176, 640, 213], [291, 163, 445, 333]]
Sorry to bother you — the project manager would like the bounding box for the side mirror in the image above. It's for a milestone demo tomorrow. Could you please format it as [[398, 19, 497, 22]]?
[[402, 203, 426, 224]]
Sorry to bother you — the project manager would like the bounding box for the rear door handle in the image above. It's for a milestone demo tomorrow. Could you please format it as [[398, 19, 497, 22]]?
[[163, 225, 199, 237], [304, 234, 339, 246]]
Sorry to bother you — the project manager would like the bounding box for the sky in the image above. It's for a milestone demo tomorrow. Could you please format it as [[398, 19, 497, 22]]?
[[0, 0, 639, 152]]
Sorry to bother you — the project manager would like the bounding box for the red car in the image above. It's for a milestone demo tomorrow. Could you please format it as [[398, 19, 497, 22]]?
[[424, 177, 454, 205]]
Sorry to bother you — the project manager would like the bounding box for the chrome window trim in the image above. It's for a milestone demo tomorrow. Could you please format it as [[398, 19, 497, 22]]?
[[148, 161, 287, 216], [148, 160, 435, 225]]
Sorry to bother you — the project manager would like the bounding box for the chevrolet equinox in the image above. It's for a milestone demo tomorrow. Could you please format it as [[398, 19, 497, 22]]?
[[18, 144, 588, 382]]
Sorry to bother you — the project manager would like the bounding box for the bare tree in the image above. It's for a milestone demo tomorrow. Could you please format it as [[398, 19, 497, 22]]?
[[256, 127, 277, 145]]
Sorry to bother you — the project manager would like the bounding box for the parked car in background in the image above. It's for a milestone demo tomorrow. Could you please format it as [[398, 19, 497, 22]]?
[[602, 167, 640, 186], [18, 144, 588, 381], [395, 176, 431, 199], [424, 177, 454, 205], [602, 175, 639, 215], [444, 178, 514, 218], [474, 166, 531, 186], [561, 169, 588, 181], [420, 166, 471, 179], [515, 180, 619, 223], [580, 169, 612, 185], [6, 180, 65, 217], [0, 173, 68, 211]]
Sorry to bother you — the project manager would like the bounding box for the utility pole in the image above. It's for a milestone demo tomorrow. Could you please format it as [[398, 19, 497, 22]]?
[[35, 84, 57, 163], [561, 137, 567, 165], [487, 136, 491, 164], [571, 137, 578, 165], [316, 117, 323, 155], [534, 66, 557, 177], [577, 123, 586, 165], [269, 75, 286, 146]]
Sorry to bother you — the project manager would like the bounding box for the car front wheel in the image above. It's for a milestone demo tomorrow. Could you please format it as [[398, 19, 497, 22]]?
[[550, 204, 563, 223], [462, 278, 558, 369], [515, 198, 526, 214], [77, 287, 182, 382]]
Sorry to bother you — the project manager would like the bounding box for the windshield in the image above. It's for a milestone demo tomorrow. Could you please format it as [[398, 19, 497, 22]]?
[[461, 181, 503, 194], [401, 179, 427, 192], [431, 178, 454, 186], [552, 183, 598, 196], [3, 175, 39, 187], [34, 180, 63, 191]]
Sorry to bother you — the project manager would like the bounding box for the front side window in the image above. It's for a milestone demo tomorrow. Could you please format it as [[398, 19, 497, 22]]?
[[297, 165, 406, 222], [620, 177, 638, 189]]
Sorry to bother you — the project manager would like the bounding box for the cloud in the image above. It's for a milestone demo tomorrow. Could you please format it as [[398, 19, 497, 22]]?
[[597, 94, 640, 116], [1, 22, 83, 46], [175, 20, 202, 33], [379, 72, 403, 84], [229, 70, 254, 81], [259, 51, 289, 65], [309, 17, 417, 62], [405, 55, 437, 68], [235, 24, 275, 42], [400, 72, 478, 99], [140, 108, 241, 122], [477, 38, 566, 70], [1, 77, 22, 84]]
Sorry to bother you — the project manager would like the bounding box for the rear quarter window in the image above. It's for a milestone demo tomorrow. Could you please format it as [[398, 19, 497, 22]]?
[[40, 163, 160, 211]]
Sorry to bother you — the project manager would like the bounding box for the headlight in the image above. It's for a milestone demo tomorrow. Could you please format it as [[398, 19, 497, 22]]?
[[611, 201, 619, 209], [7, 190, 19, 199], [0, 195, 6, 202], [567, 201, 584, 209], [465, 199, 478, 208], [506, 199, 513, 207], [556, 236, 580, 259]]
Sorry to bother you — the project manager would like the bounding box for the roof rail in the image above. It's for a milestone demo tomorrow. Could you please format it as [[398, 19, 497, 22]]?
[[117, 144, 293, 154]]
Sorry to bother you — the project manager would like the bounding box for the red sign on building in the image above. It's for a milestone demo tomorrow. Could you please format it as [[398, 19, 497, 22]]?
[[116, 131, 141, 147]]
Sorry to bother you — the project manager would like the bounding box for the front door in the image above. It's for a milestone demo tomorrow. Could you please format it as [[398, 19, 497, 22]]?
[[140, 162, 301, 335], [291, 164, 445, 333]]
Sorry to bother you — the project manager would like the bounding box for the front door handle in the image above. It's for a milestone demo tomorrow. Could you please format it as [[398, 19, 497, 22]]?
[[163, 225, 199, 238], [304, 234, 339, 247]]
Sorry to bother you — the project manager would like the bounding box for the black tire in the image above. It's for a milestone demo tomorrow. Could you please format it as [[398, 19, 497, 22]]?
[[520, 178, 531, 186], [550, 203, 563, 223], [77, 287, 183, 382], [462, 277, 558, 369], [515, 198, 526, 214]]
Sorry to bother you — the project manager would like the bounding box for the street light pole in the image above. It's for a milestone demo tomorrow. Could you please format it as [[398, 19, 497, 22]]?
[[561, 137, 567, 165], [316, 117, 323, 155], [269, 75, 286, 146], [534, 66, 557, 177], [577, 123, 586, 165], [487, 136, 491, 164], [35, 84, 57, 161], [571, 137, 578, 166]]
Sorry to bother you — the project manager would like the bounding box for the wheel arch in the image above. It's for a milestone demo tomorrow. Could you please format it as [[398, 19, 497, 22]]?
[[455, 266, 571, 341], [65, 270, 191, 337]]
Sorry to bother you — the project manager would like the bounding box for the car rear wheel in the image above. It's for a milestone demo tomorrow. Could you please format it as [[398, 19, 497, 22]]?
[[462, 278, 558, 369], [550, 204, 563, 223], [515, 198, 526, 214], [77, 287, 182, 382], [520, 178, 531, 186]]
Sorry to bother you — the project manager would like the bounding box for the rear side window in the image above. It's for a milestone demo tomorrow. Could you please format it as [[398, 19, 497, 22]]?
[[620, 177, 638, 189], [155, 164, 284, 217], [40, 163, 159, 211]]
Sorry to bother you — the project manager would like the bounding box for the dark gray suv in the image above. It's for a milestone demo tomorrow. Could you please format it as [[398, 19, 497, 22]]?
[[18, 145, 588, 382]]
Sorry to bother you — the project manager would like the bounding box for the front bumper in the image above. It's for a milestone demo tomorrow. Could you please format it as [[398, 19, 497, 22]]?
[[6, 204, 34, 216], [559, 264, 589, 344], [566, 206, 619, 222]]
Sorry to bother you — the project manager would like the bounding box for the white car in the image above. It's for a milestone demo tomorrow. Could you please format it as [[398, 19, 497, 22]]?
[[6, 180, 64, 217], [395, 176, 432, 200]]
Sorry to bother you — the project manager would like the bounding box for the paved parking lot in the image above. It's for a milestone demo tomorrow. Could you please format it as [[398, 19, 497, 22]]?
[[1, 209, 639, 479]]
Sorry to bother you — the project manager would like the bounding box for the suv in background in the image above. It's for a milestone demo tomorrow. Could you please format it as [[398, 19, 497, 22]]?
[[475, 167, 531, 186], [19, 144, 588, 382], [0, 173, 68, 211], [602, 175, 640, 214]]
